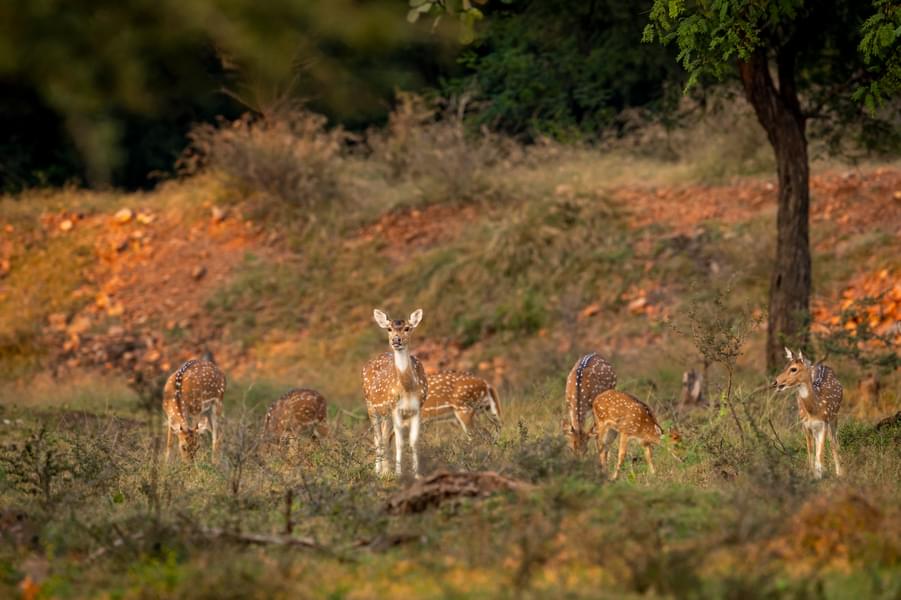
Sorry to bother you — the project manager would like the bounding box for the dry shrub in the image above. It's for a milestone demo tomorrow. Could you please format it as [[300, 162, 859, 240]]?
[[179, 107, 347, 214], [368, 93, 522, 202], [602, 93, 774, 182], [768, 489, 901, 572]]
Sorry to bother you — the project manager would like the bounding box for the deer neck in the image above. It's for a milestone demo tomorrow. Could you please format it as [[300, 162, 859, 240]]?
[[392, 347, 418, 391], [796, 370, 818, 416]]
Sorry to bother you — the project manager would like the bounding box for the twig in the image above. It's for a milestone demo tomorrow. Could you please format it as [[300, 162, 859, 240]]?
[[767, 417, 792, 457]]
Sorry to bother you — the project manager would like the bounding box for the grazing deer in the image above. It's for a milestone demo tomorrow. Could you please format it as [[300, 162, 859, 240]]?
[[419, 371, 502, 437], [562, 353, 617, 454], [162, 358, 225, 462], [263, 388, 328, 445], [592, 389, 679, 480], [774, 348, 843, 479], [362, 309, 428, 477]]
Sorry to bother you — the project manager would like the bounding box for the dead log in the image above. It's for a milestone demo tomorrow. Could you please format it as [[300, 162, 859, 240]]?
[[875, 411, 901, 431], [386, 470, 533, 515]]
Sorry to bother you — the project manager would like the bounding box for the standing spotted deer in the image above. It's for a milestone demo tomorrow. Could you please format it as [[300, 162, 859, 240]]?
[[775, 348, 843, 479], [362, 309, 428, 477], [419, 371, 502, 437], [162, 358, 225, 462], [592, 389, 680, 480], [562, 353, 617, 454], [263, 388, 328, 445]]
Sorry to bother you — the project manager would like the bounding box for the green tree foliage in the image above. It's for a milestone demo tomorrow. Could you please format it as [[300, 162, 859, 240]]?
[[643, 0, 900, 370], [0, 0, 449, 189], [446, 0, 684, 140], [856, 0, 901, 110]]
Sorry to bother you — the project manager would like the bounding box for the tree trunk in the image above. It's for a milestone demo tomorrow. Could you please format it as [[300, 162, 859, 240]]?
[[738, 48, 812, 372]]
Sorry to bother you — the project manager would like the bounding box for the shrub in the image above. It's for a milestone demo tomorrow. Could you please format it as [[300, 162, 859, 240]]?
[[179, 107, 347, 216], [367, 93, 522, 203]]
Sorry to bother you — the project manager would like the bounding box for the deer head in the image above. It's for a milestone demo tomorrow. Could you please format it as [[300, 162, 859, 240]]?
[[373, 308, 422, 352], [177, 421, 208, 460], [562, 419, 593, 453], [774, 347, 812, 392]]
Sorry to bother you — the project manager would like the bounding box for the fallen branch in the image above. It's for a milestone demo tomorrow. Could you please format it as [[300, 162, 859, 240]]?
[[199, 527, 318, 548], [386, 470, 533, 515]]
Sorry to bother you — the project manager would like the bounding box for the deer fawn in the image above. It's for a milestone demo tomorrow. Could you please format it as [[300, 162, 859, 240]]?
[[362, 309, 428, 477], [592, 389, 678, 480], [562, 353, 617, 454], [263, 388, 328, 445], [775, 348, 843, 479], [419, 371, 502, 437], [162, 358, 225, 462]]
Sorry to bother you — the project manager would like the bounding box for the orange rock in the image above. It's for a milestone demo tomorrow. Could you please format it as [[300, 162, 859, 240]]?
[[628, 296, 648, 314], [114, 208, 134, 223], [579, 303, 601, 320]]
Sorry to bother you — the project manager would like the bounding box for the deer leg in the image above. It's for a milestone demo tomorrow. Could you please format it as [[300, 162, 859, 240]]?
[[454, 410, 473, 438], [612, 435, 629, 481], [392, 409, 405, 476], [595, 424, 611, 474], [212, 399, 223, 458], [802, 426, 814, 471], [409, 411, 421, 479], [643, 442, 656, 475], [812, 422, 826, 479], [165, 423, 173, 464], [601, 428, 618, 471], [828, 420, 843, 477], [209, 412, 219, 460], [372, 417, 386, 476]]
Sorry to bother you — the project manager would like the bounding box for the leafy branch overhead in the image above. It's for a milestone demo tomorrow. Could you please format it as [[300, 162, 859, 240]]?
[[855, 0, 901, 110], [407, 0, 491, 43]]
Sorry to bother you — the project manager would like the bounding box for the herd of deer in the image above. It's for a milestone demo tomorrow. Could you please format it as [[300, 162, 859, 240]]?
[[163, 308, 845, 480]]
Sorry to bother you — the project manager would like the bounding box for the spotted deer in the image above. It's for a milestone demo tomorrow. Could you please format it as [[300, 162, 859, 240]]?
[[162, 358, 225, 462], [592, 389, 680, 480], [774, 348, 843, 479], [419, 371, 502, 437], [362, 309, 428, 477], [562, 353, 617, 454], [263, 388, 328, 445]]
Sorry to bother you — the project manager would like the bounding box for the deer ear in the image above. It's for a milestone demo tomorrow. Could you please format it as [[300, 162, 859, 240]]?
[[409, 308, 423, 328], [799, 351, 811, 367], [373, 309, 390, 329], [784, 347, 794, 360]]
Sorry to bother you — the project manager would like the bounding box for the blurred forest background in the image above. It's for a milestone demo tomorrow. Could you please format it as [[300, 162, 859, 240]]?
[[2, 0, 690, 191]]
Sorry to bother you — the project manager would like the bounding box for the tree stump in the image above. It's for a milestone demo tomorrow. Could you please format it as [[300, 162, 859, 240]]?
[[858, 372, 881, 411], [679, 369, 704, 409]]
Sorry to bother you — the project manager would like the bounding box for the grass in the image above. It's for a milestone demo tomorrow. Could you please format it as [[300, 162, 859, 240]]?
[[0, 381, 899, 599]]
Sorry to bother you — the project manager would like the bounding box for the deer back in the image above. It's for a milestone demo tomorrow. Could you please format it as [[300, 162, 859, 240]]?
[[422, 371, 491, 419], [807, 363, 843, 422], [565, 353, 616, 430], [163, 359, 225, 427], [593, 389, 662, 442], [264, 388, 327, 438]]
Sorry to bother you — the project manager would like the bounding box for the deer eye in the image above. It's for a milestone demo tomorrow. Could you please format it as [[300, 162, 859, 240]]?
[[404, 326, 411, 332], [789, 367, 797, 372]]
